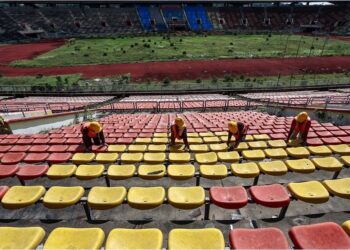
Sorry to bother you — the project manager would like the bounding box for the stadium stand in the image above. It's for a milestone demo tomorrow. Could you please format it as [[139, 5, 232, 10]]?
[[184, 5, 213, 31]]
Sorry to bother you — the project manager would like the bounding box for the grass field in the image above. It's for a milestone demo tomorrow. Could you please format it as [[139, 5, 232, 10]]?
[[0, 74, 80, 87], [12, 34, 350, 67]]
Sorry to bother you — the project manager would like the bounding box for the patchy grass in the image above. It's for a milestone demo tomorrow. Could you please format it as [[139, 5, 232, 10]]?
[[0, 74, 81, 86]]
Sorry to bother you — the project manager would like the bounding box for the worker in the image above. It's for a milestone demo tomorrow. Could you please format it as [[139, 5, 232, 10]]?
[[81, 121, 107, 151], [227, 120, 249, 150], [286, 112, 311, 145], [170, 116, 189, 151]]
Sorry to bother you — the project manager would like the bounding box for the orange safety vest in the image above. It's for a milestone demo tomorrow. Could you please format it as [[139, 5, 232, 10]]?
[[294, 118, 310, 133], [171, 124, 183, 139], [81, 124, 97, 138]]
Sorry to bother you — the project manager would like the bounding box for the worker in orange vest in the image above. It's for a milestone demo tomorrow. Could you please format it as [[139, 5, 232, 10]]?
[[81, 121, 107, 151], [227, 120, 249, 151], [286, 112, 311, 145], [170, 116, 189, 151]]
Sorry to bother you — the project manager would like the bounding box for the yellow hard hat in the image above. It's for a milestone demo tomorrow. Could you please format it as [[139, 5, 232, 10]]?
[[88, 121, 102, 133], [296, 112, 309, 123], [228, 121, 238, 134], [175, 116, 185, 128]]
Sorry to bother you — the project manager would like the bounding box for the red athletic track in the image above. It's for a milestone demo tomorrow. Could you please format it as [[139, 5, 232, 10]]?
[[0, 56, 350, 81], [0, 40, 64, 64]]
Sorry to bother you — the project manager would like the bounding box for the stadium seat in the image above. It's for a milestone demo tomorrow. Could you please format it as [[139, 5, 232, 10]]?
[[0, 145, 12, 153], [127, 186, 165, 209], [248, 141, 268, 149], [117, 138, 133, 145], [148, 144, 167, 152], [48, 145, 68, 153], [322, 178, 350, 199], [188, 133, 199, 137], [43, 227, 105, 250], [2, 186, 45, 209], [46, 164, 77, 179], [308, 145, 332, 156], [121, 153, 143, 164], [0, 164, 19, 178], [105, 228, 163, 250], [250, 184, 290, 208], [311, 157, 343, 171], [167, 164, 195, 180], [288, 181, 329, 203], [230, 228, 289, 249], [143, 153, 166, 163], [1, 152, 26, 164], [169, 145, 186, 152], [216, 151, 240, 163], [168, 186, 205, 209], [264, 148, 288, 159], [108, 145, 127, 153], [9, 145, 30, 152], [258, 161, 288, 175], [231, 162, 260, 178], [200, 132, 214, 137], [23, 153, 49, 163], [328, 144, 350, 155], [91, 145, 107, 153], [241, 150, 265, 161], [138, 164, 165, 179], [289, 222, 350, 249], [195, 152, 217, 164], [209, 186, 248, 209], [188, 138, 203, 144], [16, 164, 48, 180], [168, 228, 224, 250], [135, 138, 151, 144], [168, 153, 191, 163], [47, 153, 72, 164], [203, 137, 220, 143], [200, 164, 228, 179], [0, 227, 45, 249], [0, 186, 9, 200], [75, 164, 104, 180], [236, 142, 249, 151], [209, 143, 228, 152], [154, 133, 168, 137], [107, 165, 136, 179], [286, 147, 310, 158], [285, 159, 315, 173], [88, 187, 127, 209], [128, 145, 147, 153], [322, 137, 342, 145], [72, 153, 95, 164], [190, 145, 209, 153], [95, 153, 118, 164], [43, 186, 84, 209], [342, 220, 350, 236], [253, 134, 270, 141]]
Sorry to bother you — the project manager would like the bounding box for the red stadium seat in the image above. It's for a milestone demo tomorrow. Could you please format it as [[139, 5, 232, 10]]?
[[47, 153, 72, 164], [0, 145, 12, 153], [48, 145, 68, 153], [1, 153, 26, 164], [316, 131, 333, 137], [67, 145, 85, 153], [0, 164, 19, 178], [66, 138, 83, 145], [117, 138, 133, 144], [123, 133, 138, 138], [338, 136, 350, 144], [9, 145, 31, 152], [270, 133, 286, 140], [139, 133, 153, 138], [289, 222, 350, 249], [49, 138, 67, 144], [209, 186, 248, 209], [0, 186, 9, 200], [32, 134, 49, 139], [49, 133, 64, 138], [16, 164, 49, 180], [230, 228, 289, 249], [249, 184, 290, 208], [105, 138, 116, 144], [92, 145, 107, 153], [331, 130, 347, 136], [16, 138, 34, 145], [23, 153, 49, 163], [33, 138, 50, 144], [322, 137, 342, 145], [0, 139, 18, 145], [28, 145, 50, 153], [307, 138, 324, 146], [65, 133, 79, 138]]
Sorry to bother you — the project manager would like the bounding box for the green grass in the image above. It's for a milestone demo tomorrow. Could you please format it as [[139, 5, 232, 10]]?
[[12, 34, 350, 67], [0, 74, 81, 87]]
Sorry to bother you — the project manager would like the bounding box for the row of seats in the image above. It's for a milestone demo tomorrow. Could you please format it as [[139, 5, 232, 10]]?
[[1, 178, 349, 210], [2, 221, 350, 249]]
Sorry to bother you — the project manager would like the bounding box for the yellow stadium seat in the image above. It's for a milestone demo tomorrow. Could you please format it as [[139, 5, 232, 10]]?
[[169, 145, 186, 152], [75, 164, 104, 180], [190, 144, 209, 153], [152, 137, 168, 144], [285, 159, 315, 173], [2, 186, 45, 209], [253, 134, 270, 141], [128, 145, 147, 153], [203, 137, 220, 143], [231, 162, 260, 178], [323, 178, 350, 199], [287, 139, 302, 147], [167, 164, 195, 180], [47, 164, 77, 179], [264, 148, 288, 159], [188, 138, 203, 144], [169, 152, 191, 163], [108, 145, 127, 153], [199, 132, 214, 137], [127, 187, 165, 209], [209, 143, 228, 152], [153, 133, 168, 138], [312, 157, 343, 171], [308, 146, 332, 156], [219, 136, 234, 143], [168, 186, 205, 209], [258, 160, 288, 175], [143, 153, 166, 164], [188, 132, 199, 137], [242, 150, 265, 161], [195, 152, 218, 164], [245, 135, 254, 141], [267, 140, 287, 148], [248, 141, 268, 149], [328, 144, 350, 155], [235, 142, 249, 152], [0, 227, 45, 250], [215, 131, 227, 136], [200, 164, 227, 179], [107, 165, 135, 180], [135, 138, 151, 144], [43, 228, 105, 250], [342, 220, 350, 236], [72, 153, 95, 164], [216, 151, 240, 163], [95, 153, 118, 164], [138, 164, 165, 179], [148, 144, 167, 152], [168, 228, 224, 250], [106, 228, 163, 250], [88, 187, 127, 210], [288, 181, 329, 203], [286, 147, 310, 158], [43, 186, 84, 209], [121, 153, 143, 164]]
